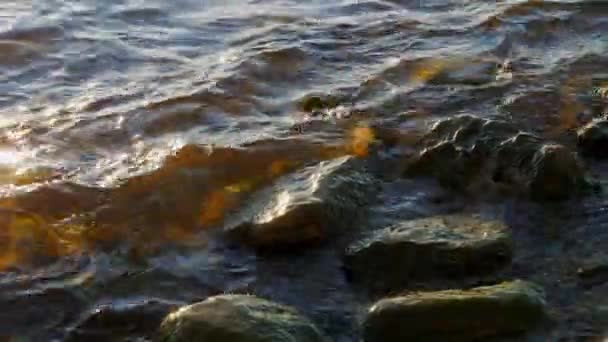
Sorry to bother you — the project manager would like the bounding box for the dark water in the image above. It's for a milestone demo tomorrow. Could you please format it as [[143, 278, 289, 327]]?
[[1, 0, 608, 341]]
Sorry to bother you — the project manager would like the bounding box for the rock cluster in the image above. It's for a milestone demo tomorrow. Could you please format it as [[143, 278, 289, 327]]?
[[406, 115, 586, 200], [153, 114, 592, 341]]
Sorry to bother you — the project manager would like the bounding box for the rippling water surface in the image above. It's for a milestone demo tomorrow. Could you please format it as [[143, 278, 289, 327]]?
[[1, 0, 608, 340]]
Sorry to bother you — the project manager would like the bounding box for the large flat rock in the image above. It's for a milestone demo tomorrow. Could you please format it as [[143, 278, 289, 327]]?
[[344, 215, 512, 293], [363, 280, 546, 342]]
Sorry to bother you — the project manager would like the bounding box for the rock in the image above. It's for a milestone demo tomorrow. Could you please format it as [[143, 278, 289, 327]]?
[[225, 156, 377, 249], [578, 119, 608, 158], [406, 114, 586, 200], [363, 280, 546, 342], [527, 144, 586, 201], [297, 93, 343, 113], [158, 294, 328, 342], [344, 215, 512, 293], [406, 141, 483, 190], [578, 255, 608, 288], [66, 299, 178, 342]]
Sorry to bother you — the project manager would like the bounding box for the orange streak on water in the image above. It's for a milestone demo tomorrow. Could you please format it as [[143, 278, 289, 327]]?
[[349, 126, 375, 157], [410, 59, 446, 83]]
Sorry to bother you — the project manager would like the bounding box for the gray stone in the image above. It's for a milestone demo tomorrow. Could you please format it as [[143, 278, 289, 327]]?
[[344, 215, 512, 293], [363, 280, 546, 342], [225, 156, 378, 249], [158, 295, 329, 342]]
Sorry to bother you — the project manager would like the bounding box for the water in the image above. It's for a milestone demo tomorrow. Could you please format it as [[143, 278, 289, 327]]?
[[1, 0, 608, 340]]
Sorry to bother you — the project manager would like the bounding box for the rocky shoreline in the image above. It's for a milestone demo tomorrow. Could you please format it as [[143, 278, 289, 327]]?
[[20, 113, 602, 341], [80, 114, 606, 342]]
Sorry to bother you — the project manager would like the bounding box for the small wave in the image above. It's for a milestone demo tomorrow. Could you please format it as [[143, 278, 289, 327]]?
[[0, 25, 63, 44], [108, 7, 167, 24]]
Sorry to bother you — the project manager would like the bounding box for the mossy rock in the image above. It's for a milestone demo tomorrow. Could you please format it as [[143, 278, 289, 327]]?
[[344, 215, 512, 293], [158, 295, 329, 342], [363, 280, 546, 342]]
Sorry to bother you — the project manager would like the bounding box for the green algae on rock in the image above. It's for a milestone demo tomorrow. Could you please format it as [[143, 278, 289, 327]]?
[[578, 118, 608, 159], [406, 114, 586, 200], [344, 215, 512, 293], [224, 156, 378, 249], [363, 280, 546, 342], [158, 295, 329, 342]]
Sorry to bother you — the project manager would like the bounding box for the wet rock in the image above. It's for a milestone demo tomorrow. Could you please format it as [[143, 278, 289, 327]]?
[[406, 114, 586, 200], [406, 141, 483, 190], [225, 156, 378, 249], [66, 299, 178, 342], [578, 119, 608, 158], [344, 215, 512, 293], [527, 144, 586, 201], [363, 280, 546, 342], [158, 294, 329, 342], [578, 255, 608, 288], [298, 93, 342, 113], [0, 287, 85, 339]]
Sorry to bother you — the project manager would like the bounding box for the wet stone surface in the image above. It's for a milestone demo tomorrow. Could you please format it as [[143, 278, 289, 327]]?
[[158, 294, 329, 342], [578, 118, 608, 159], [362, 280, 547, 342], [344, 215, 512, 294], [405, 115, 587, 201], [577, 254, 608, 289], [224, 156, 379, 250], [65, 299, 179, 342]]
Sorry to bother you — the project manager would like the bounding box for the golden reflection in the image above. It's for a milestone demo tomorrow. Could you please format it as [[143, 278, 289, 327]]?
[[0, 138, 359, 268], [410, 59, 446, 83], [0, 209, 61, 270], [349, 126, 375, 157], [199, 190, 233, 226]]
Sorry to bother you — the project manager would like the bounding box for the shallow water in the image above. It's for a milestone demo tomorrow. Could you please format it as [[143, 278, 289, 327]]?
[[1, 0, 608, 340]]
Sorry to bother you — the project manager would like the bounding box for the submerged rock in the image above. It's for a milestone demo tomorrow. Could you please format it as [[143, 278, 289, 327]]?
[[578, 118, 608, 158], [406, 114, 586, 200], [158, 294, 328, 342], [344, 215, 512, 293], [225, 156, 377, 249], [363, 280, 546, 342], [527, 144, 586, 200], [578, 255, 608, 288], [66, 299, 178, 342]]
